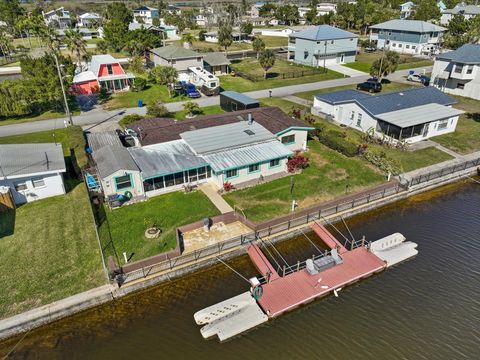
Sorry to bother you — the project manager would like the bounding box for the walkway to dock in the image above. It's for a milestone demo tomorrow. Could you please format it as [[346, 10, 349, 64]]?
[[311, 221, 347, 253], [247, 244, 280, 281]]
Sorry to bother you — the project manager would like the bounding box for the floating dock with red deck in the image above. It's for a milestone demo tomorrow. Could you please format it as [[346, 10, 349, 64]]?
[[194, 221, 418, 341]]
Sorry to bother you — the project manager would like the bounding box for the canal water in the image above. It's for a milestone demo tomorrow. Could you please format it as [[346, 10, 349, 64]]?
[[1, 182, 479, 359]]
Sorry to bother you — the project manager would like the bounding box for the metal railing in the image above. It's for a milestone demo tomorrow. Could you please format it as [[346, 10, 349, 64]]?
[[403, 157, 480, 188], [119, 184, 403, 285]]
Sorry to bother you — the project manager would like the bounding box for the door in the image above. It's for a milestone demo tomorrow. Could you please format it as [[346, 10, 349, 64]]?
[[337, 106, 343, 121], [422, 123, 429, 137], [340, 54, 345, 63]]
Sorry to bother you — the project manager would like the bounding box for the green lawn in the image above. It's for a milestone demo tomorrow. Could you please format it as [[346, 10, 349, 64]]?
[[433, 96, 480, 154], [259, 97, 308, 114], [294, 81, 421, 102], [0, 126, 88, 168], [173, 105, 224, 120], [104, 83, 189, 110], [99, 191, 220, 265], [0, 184, 106, 319], [223, 141, 385, 222], [258, 35, 288, 48], [185, 40, 252, 53], [344, 51, 434, 73]]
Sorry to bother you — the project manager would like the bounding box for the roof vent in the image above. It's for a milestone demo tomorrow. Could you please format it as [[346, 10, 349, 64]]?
[[247, 113, 253, 125], [244, 129, 255, 136]]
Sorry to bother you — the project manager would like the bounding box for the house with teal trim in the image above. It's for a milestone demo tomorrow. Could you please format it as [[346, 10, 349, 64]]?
[[369, 20, 447, 55], [89, 107, 313, 199], [288, 25, 358, 67]]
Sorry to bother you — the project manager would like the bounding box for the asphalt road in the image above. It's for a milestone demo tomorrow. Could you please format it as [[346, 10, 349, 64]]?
[[0, 67, 430, 137]]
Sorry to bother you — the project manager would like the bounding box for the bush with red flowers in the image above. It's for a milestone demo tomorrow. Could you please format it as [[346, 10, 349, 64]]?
[[287, 154, 309, 173], [223, 182, 234, 192]]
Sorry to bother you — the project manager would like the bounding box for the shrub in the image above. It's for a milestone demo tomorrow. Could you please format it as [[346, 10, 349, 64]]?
[[98, 87, 109, 103], [287, 154, 309, 173], [223, 182, 234, 192], [183, 101, 202, 117], [363, 150, 402, 175], [119, 114, 144, 129], [318, 129, 358, 157], [198, 30, 207, 41], [132, 77, 147, 92], [146, 101, 170, 118]]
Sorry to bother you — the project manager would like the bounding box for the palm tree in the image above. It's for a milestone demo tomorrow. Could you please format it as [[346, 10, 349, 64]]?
[[252, 38, 265, 59], [152, 65, 178, 98], [181, 32, 196, 48], [258, 49, 275, 79], [64, 29, 87, 68], [0, 30, 13, 60]]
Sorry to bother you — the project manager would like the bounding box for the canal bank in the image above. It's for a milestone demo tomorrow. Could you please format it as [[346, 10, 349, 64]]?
[[1, 178, 479, 359], [0, 157, 478, 343]]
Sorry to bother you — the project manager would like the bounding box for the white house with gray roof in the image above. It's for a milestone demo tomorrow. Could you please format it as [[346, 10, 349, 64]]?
[[440, 4, 480, 25], [148, 46, 203, 72], [432, 44, 480, 100], [0, 143, 66, 205], [288, 25, 358, 67], [312, 87, 463, 144], [369, 20, 447, 55]]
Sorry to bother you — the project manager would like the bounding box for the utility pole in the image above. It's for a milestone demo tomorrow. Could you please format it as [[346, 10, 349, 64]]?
[[323, 41, 327, 73], [53, 52, 73, 126]]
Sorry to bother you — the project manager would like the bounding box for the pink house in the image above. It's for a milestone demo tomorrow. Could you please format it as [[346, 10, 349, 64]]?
[[72, 55, 135, 95]]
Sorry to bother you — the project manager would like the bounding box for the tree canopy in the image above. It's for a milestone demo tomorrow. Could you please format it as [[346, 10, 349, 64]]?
[[259, 49, 276, 79], [218, 23, 233, 53]]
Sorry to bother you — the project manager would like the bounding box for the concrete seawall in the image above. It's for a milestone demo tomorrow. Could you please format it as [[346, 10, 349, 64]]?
[[0, 167, 478, 342]]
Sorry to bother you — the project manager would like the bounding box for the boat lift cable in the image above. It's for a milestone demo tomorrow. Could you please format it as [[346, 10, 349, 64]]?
[[466, 175, 480, 185], [317, 216, 352, 247], [340, 215, 356, 244], [257, 239, 283, 270], [299, 228, 323, 255], [215, 257, 251, 284], [262, 237, 289, 267]]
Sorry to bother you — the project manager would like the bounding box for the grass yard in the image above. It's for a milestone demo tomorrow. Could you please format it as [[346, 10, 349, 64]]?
[[294, 81, 421, 102], [103, 83, 189, 110], [344, 51, 433, 73], [223, 141, 385, 222], [0, 125, 88, 168], [259, 97, 308, 114], [258, 35, 288, 48], [184, 40, 252, 53], [173, 105, 224, 120], [0, 184, 106, 319], [99, 191, 220, 265], [433, 96, 480, 154]]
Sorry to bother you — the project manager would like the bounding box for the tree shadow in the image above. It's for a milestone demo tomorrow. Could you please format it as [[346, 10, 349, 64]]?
[[0, 209, 16, 239], [466, 112, 480, 123]]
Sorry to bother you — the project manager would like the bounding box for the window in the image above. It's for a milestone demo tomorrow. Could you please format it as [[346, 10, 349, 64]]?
[[32, 178, 46, 188], [164, 174, 175, 187], [281, 134, 295, 144], [269, 159, 280, 168], [406, 44, 410, 49], [304, 50, 309, 59], [107, 64, 113, 75], [392, 43, 396, 47], [350, 111, 355, 120], [174, 172, 184, 185], [14, 182, 27, 191], [398, 44, 402, 48], [248, 163, 260, 173], [356, 113, 362, 127], [330, 40, 334, 44], [457, 83, 465, 89], [412, 45, 416, 49], [454, 64, 463, 73], [226, 169, 238, 178], [437, 119, 448, 130], [466, 65, 474, 74], [115, 174, 132, 190]]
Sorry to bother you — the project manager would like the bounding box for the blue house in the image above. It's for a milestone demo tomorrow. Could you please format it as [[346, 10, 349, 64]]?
[[369, 20, 446, 56], [288, 25, 358, 67]]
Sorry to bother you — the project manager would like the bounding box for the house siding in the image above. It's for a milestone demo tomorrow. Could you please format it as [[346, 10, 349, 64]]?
[[372, 29, 443, 54], [289, 37, 358, 67], [432, 59, 480, 100], [101, 170, 144, 197], [277, 129, 309, 152], [150, 54, 203, 73], [1, 172, 65, 205], [98, 63, 125, 77]]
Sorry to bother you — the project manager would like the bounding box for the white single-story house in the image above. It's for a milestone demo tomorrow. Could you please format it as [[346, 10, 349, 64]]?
[[312, 87, 464, 144], [204, 32, 252, 43], [89, 107, 313, 198], [0, 143, 66, 205]]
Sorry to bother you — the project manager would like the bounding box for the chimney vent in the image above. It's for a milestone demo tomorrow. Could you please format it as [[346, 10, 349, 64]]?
[[247, 113, 253, 125]]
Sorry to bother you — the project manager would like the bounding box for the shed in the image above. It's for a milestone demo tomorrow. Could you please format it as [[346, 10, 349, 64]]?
[[220, 91, 259, 112]]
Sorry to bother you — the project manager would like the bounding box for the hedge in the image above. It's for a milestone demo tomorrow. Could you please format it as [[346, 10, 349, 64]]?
[[318, 129, 358, 157]]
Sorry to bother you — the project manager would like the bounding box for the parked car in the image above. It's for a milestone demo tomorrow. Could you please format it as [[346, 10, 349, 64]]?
[[182, 82, 201, 98], [364, 46, 376, 53], [357, 81, 382, 93], [407, 73, 430, 86]]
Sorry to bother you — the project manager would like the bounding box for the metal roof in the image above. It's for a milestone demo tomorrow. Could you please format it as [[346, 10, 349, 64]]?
[[220, 91, 259, 105], [0, 143, 65, 179], [444, 4, 480, 15], [203, 140, 293, 172], [181, 121, 276, 155], [376, 103, 464, 128], [203, 52, 231, 66], [73, 70, 97, 84], [436, 44, 480, 64], [316, 87, 457, 116], [370, 20, 446, 33], [87, 131, 123, 152], [150, 45, 200, 59], [128, 140, 208, 178], [93, 145, 139, 179], [90, 55, 119, 77], [290, 25, 358, 40]]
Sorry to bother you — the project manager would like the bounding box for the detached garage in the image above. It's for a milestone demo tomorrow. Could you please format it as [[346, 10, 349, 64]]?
[[220, 91, 260, 112]]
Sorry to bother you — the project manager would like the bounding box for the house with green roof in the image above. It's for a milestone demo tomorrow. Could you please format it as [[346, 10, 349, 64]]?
[[288, 25, 358, 67], [147, 45, 204, 73], [369, 20, 447, 55]]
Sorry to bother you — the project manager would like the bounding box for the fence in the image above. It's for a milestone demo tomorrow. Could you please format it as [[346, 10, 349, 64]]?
[[231, 67, 325, 82], [120, 182, 404, 285], [403, 157, 480, 188]]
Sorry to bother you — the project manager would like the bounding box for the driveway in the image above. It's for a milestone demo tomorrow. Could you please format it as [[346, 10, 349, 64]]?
[[326, 64, 367, 77]]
